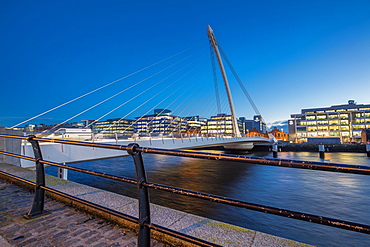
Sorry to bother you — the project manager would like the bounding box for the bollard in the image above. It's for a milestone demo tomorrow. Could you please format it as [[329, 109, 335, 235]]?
[[58, 166, 68, 180], [319, 144, 325, 159], [272, 143, 278, 158], [367, 144, 370, 158]]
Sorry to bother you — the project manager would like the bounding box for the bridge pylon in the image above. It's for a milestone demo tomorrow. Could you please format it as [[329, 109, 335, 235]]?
[[207, 25, 241, 137]]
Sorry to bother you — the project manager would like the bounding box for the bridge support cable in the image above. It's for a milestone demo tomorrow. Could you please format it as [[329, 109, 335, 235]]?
[[207, 25, 241, 137], [99, 58, 213, 135], [161, 73, 224, 137], [218, 45, 264, 122], [53, 50, 206, 132], [122, 69, 214, 136], [86, 56, 207, 132], [160, 72, 221, 135], [11, 42, 205, 129], [115, 69, 204, 135]]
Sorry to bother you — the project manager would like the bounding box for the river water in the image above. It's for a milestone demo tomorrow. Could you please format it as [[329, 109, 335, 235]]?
[[46, 151, 370, 247]]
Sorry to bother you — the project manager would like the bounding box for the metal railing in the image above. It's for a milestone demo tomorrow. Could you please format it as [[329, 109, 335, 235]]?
[[0, 134, 370, 247]]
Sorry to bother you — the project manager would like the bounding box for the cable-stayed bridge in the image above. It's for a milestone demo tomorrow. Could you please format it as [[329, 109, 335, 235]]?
[[15, 26, 272, 167], [20, 135, 271, 167]]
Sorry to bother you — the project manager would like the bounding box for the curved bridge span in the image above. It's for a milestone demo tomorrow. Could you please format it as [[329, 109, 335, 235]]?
[[20, 136, 271, 167]]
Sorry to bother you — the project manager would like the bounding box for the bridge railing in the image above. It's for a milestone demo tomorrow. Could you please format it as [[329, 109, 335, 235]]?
[[0, 134, 370, 247]]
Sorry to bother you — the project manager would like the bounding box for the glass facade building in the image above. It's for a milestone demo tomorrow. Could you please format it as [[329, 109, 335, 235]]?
[[205, 114, 243, 136], [92, 118, 134, 137], [289, 100, 370, 143], [184, 116, 207, 135], [134, 109, 187, 136], [240, 115, 267, 134]]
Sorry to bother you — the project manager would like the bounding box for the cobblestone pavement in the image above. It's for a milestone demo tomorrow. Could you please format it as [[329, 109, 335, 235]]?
[[0, 179, 171, 247]]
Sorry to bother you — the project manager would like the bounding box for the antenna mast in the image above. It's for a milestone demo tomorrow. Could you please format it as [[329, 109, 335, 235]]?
[[207, 25, 241, 137]]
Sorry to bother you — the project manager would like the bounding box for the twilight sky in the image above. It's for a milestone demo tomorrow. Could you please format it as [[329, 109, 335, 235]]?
[[1, 0, 370, 128]]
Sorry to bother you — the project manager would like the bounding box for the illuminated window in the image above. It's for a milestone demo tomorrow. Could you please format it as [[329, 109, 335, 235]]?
[[307, 132, 317, 137], [318, 132, 329, 137], [353, 131, 362, 137], [307, 121, 317, 126], [317, 120, 328, 125], [318, 126, 328, 131], [355, 119, 365, 123], [329, 120, 340, 125], [342, 132, 350, 136]]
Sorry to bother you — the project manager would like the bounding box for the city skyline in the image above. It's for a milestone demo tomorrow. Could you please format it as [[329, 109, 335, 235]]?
[[1, 1, 370, 129]]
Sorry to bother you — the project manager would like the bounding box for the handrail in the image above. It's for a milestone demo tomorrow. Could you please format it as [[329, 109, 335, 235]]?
[[1, 133, 370, 175], [0, 134, 370, 247]]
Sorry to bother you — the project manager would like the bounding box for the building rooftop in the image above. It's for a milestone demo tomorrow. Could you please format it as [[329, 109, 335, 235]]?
[[301, 100, 370, 114]]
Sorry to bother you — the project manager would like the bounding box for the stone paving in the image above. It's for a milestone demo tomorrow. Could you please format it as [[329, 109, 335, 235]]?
[[0, 162, 314, 247], [0, 179, 170, 247]]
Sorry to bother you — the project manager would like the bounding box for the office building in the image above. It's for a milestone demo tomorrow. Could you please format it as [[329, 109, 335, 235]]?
[[206, 113, 243, 136], [289, 100, 370, 143], [184, 116, 207, 135], [134, 109, 187, 136], [92, 118, 134, 137], [240, 115, 267, 134]]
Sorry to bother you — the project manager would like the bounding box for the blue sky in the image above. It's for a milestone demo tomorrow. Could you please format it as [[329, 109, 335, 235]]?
[[1, 0, 370, 129]]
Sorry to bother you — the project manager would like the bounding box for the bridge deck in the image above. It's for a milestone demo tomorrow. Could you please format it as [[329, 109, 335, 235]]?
[[0, 163, 311, 247]]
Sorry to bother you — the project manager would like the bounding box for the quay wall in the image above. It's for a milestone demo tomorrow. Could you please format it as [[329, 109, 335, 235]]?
[[278, 143, 367, 152]]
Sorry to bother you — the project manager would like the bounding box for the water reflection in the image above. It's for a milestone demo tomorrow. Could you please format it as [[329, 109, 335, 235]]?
[[45, 151, 370, 247]]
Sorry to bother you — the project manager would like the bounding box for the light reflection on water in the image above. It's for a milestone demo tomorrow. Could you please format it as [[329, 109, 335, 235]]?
[[46, 151, 370, 247]]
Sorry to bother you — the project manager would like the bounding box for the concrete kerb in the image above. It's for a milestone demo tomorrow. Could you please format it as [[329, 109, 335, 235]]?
[[0, 163, 313, 247]]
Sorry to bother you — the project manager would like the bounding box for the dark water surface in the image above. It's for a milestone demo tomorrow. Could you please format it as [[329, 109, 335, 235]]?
[[46, 151, 370, 247]]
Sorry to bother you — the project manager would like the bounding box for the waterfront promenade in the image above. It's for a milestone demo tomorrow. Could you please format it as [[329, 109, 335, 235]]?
[[0, 162, 311, 246], [0, 179, 162, 247]]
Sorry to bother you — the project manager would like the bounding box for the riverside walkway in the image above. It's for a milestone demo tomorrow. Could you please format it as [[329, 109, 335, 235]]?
[[0, 163, 311, 247], [0, 178, 164, 247]]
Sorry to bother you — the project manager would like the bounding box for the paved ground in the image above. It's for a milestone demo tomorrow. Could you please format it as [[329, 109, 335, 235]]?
[[0, 163, 313, 247], [0, 178, 170, 247]]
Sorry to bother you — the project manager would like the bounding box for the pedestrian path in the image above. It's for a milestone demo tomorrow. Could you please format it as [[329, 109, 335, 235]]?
[[0, 178, 169, 247]]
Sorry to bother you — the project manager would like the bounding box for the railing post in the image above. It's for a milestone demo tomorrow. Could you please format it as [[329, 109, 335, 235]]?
[[24, 135, 47, 219], [272, 143, 279, 158], [319, 144, 325, 159], [127, 143, 150, 247]]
